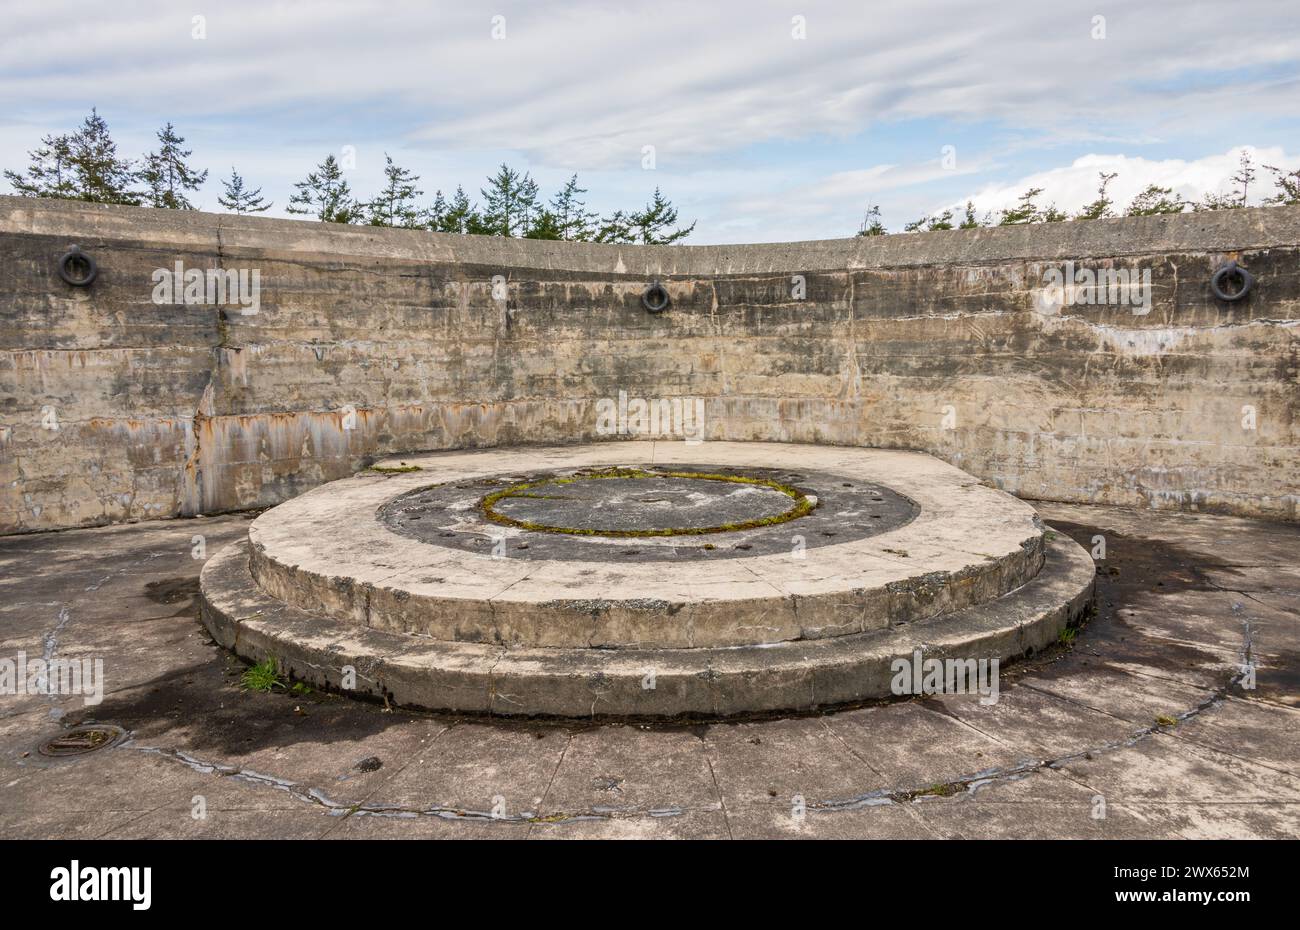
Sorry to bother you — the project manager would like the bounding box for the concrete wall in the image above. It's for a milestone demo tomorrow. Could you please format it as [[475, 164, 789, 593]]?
[[1, 195, 1297, 533]]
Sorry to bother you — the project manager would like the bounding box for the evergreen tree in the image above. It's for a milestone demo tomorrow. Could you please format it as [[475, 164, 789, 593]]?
[[9, 110, 142, 204], [594, 210, 633, 243], [216, 167, 272, 213], [997, 188, 1044, 225], [1075, 172, 1118, 220], [5, 110, 139, 204], [1262, 164, 1300, 206], [958, 201, 984, 229], [285, 154, 359, 223], [1196, 189, 1239, 211], [1197, 151, 1256, 211], [479, 163, 539, 237], [625, 188, 695, 244], [4, 132, 77, 199], [926, 209, 955, 230], [1232, 150, 1257, 205], [906, 209, 955, 232], [429, 186, 483, 234], [1041, 203, 1068, 222], [518, 174, 541, 235], [426, 190, 449, 230], [549, 174, 598, 240], [67, 109, 141, 204], [139, 122, 207, 209], [855, 204, 886, 236], [1125, 184, 1187, 216], [524, 209, 564, 240], [464, 209, 493, 236], [365, 154, 425, 227]]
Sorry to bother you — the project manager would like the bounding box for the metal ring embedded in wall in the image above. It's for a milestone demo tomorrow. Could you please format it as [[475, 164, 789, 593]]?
[[642, 280, 670, 313], [57, 246, 98, 287], [1209, 260, 1253, 302]]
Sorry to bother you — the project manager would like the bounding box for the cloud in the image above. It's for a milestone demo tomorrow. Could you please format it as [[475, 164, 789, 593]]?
[[691, 146, 1300, 243], [3, 0, 1299, 167], [951, 147, 1300, 219], [1, 1, 1298, 241]]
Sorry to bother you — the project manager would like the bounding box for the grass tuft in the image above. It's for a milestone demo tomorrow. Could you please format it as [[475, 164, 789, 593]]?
[[241, 657, 286, 693]]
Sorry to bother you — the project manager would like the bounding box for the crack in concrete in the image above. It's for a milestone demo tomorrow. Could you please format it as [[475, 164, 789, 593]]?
[[35, 606, 72, 718], [806, 612, 1255, 815], [108, 531, 1272, 832], [124, 640, 1253, 829], [125, 740, 715, 825]]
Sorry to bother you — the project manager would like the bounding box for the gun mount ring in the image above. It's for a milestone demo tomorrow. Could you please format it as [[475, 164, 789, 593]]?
[[1210, 260, 1254, 302], [57, 246, 98, 287], [641, 280, 670, 313]]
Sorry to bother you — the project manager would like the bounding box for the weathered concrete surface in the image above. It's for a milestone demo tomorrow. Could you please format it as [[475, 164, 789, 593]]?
[[1, 502, 1295, 837], [201, 533, 1091, 716], [245, 443, 1046, 648], [3, 197, 1298, 534]]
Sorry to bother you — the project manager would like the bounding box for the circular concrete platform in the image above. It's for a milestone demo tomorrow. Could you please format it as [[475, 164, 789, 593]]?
[[201, 442, 1095, 716]]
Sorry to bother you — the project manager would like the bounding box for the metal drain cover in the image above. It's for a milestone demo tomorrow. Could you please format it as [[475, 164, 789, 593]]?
[[38, 724, 127, 757]]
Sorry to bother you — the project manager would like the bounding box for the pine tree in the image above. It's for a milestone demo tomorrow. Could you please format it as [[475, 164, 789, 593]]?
[[479, 164, 538, 237], [1262, 164, 1300, 206], [524, 210, 563, 240], [856, 204, 887, 236], [1126, 184, 1186, 216], [905, 209, 956, 233], [426, 190, 449, 230], [1198, 151, 1256, 211], [997, 188, 1044, 225], [549, 174, 598, 241], [5, 111, 139, 203], [430, 186, 482, 234], [216, 167, 272, 213], [1075, 172, 1118, 220], [518, 174, 541, 235], [1041, 203, 1068, 222], [139, 122, 207, 209], [1232, 151, 1257, 205], [14, 109, 142, 204], [626, 188, 695, 244], [68, 110, 141, 204], [365, 154, 425, 228], [958, 201, 984, 229], [4, 132, 77, 199], [285, 154, 359, 223], [593, 210, 633, 243]]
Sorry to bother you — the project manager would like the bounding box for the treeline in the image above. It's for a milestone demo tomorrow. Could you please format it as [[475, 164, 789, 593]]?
[[857, 152, 1300, 236], [4, 109, 696, 244]]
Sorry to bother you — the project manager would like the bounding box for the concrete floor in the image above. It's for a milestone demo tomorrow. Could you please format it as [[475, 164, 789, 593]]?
[[1, 502, 1297, 839]]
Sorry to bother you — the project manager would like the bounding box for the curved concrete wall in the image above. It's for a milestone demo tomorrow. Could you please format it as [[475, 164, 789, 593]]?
[[1, 195, 1297, 533]]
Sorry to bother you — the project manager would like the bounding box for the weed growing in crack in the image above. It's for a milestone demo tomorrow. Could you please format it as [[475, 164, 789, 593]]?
[[241, 657, 285, 692]]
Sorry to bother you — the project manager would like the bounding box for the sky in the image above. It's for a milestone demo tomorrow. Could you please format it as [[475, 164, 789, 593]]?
[[2, 0, 1298, 244]]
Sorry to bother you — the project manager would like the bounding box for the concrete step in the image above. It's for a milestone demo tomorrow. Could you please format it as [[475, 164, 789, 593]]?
[[200, 532, 1095, 718]]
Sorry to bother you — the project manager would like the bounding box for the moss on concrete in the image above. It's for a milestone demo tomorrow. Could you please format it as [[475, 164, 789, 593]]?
[[366, 464, 423, 474], [480, 467, 816, 538]]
